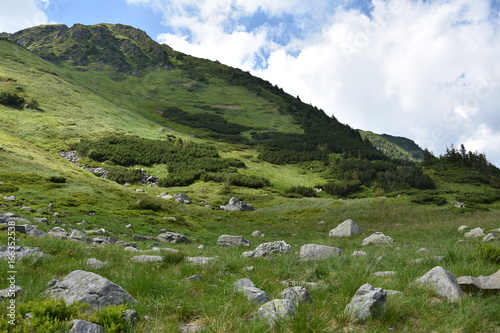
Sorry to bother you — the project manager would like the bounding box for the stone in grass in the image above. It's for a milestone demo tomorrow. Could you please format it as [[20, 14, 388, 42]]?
[[414, 266, 463, 302], [131, 255, 163, 262], [329, 219, 362, 237], [158, 231, 190, 243], [243, 240, 292, 258], [457, 225, 470, 232], [352, 251, 368, 257], [217, 235, 250, 247], [482, 233, 499, 242], [361, 232, 394, 246], [344, 283, 387, 321], [279, 286, 312, 304], [69, 319, 105, 333], [44, 270, 137, 309], [257, 299, 297, 326], [234, 278, 270, 304], [87, 258, 108, 269], [47, 227, 69, 239], [464, 227, 485, 238], [457, 269, 500, 294], [299, 244, 341, 261]]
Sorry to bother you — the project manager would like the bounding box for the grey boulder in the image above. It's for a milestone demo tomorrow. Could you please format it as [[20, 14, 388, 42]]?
[[362, 232, 394, 246], [69, 319, 105, 333], [158, 231, 190, 243], [243, 240, 292, 258], [457, 269, 500, 294], [257, 299, 297, 326], [414, 266, 462, 302], [44, 270, 137, 309], [329, 219, 362, 237], [220, 197, 254, 211], [279, 286, 312, 304], [464, 227, 485, 238], [299, 244, 341, 261], [217, 235, 250, 247], [345, 283, 387, 321]]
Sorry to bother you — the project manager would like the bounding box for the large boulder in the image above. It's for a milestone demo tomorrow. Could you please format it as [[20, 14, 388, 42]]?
[[299, 244, 341, 261], [279, 286, 312, 304], [257, 299, 297, 326], [464, 227, 485, 238], [329, 219, 362, 237], [457, 269, 500, 294], [44, 270, 137, 309], [158, 231, 190, 243], [243, 241, 292, 258], [361, 232, 394, 246], [234, 278, 270, 304], [414, 266, 462, 302], [174, 193, 191, 204], [220, 197, 254, 212], [69, 230, 92, 243], [217, 235, 250, 247], [344, 284, 387, 321], [69, 319, 105, 333]]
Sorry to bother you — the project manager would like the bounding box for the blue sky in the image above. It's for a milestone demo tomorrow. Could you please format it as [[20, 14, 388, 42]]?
[[1, 0, 500, 166]]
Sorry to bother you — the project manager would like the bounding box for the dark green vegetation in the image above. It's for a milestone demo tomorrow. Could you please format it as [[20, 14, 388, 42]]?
[[0, 23, 499, 332]]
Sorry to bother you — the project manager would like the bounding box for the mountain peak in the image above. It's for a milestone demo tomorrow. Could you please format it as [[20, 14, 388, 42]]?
[[8, 23, 172, 74]]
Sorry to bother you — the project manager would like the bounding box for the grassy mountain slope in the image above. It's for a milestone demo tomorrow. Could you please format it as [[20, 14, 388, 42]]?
[[0, 24, 499, 333]]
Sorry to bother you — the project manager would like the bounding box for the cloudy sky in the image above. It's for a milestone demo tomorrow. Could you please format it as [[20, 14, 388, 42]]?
[[1, 0, 500, 166]]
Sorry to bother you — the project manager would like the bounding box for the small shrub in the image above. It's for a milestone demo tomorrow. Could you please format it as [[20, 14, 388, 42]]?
[[134, 197, 166, 212], [0, 91, 25, 108], [48, 176, 67, 183], [411, 195, 447, 205], [473, 243, 500, 264], [323, 179, 361, 196], [26, 98, 41, 110], [92, 304, 134, 333], [107, 166, 143, 184], [456, 191, 500, 204], [161, 251, 185, 267], [284, 186, 318, 198], [0, 183, 19, 193]]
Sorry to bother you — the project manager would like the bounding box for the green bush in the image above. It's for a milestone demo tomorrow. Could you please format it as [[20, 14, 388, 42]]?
[[456, 191, 500, 204], [133, 197, 168, 212], [323, 179, 361, 196], [161, 251, 185, 267], [284, 186, 318, 197], [0, 183, 19, 193], [473, 243, 500, 264], [200, 172, 270, 188], [106, 167, 143, 184], [48, 176, 67, 183], [91, 305, 135, 333], [411, 195, 447, 205], [0, 91, 25, 108]]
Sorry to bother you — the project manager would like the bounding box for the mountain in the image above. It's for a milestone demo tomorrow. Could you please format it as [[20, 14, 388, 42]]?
[[359, 130, 425, 162]]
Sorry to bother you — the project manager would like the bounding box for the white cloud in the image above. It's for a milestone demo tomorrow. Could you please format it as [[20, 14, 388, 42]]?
[[0, 0, 50, 33], [127, 0, 500, 166]]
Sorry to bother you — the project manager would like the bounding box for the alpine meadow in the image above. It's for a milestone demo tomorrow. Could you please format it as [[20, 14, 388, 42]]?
[[0, 24, 499, 333]]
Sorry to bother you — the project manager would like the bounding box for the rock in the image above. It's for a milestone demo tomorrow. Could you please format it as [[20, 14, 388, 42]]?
[[116, 241, 138, 248], [185, 257, 217, 264], [251, 230, 265, 237], [243, 266, 254, 271], [86, 228, 107, 235], [408, 256, 445, 265], [242, 287, 270, 304], [92, 236, 117, 245], [125, 224, 132, 229], [299, 244, 342, 261], [235, 278, 255, 290], [0, 285, 22, 299], [345, 283, 387, 321], [24, 225, 45, 238], [414, 266, 462, 302], [87, 258, 108, 269], [122, 309, 140, 324], [133, 235, 151, 242], [352, 251, 368, 256], [47, 227, 69, 239], [417, 248, 429, 253], [124, 247, 139, 252], [186, 275, 203, 281], [220, 197, 254, 212], [21, 206, 33, 212], [458, 225, 470, 232], [372, 271, 397, 277], [34, 217, 49, 224], [3, 196, 16, 201], [454, 202, 466, 208], [0, 246, 44, 260], [482, 233, 499, 242], [281, 280, 323, 289], [329, 219, 363, 237], [217, 235, 250, 247], [198, 245, 206, 249], [361, 232, 394, 246], [69, 319, 105, 333], [131, 255, 163, 262], [279, 286, 312, 304], [158, 231, 190, 243], [157, 192, 173, 200], [44, 270, 137, 309], [179, 322, 204, 332], [464, 227, 485, 238], [244, 240, 292, 258], [174, 193, 191, 204], [457, 269, 500, 294], [69, 230, 91, 243], [257, 299, 296, 326]]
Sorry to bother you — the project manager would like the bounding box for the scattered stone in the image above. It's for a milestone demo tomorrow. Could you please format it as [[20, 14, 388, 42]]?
[[179, 322, 204, 332], [174, 193, 191, 204], [0, 285, 22, 299], [454, 202, 466, 208], [136, 189, 145, 192], [158, 231, 190, 243], [69, 319, 105, 333], [150, 247, 180, 253], [220, 197, 254, 211], [125, 224, 132, 229], [24, 225, 45, 238], [86, 228, 107, 235], [185, 257, 217, 264], [458, 225, 470, 232], [198, 245, 206, 249], [251, 230, 265, 237], [131, 255, 163, 262], [243, 240, 292, 258], [352, 251, 368, 256], [69, 230, 91, 243], [279, 286, 312, 304], [414, 266, 462, 302], [124, 247, 139, 252], [186, 275, 203, 281], [44, 270, 137, 309], [157, 192, 173, 200], [329, 219, 362, 237], [372, 271, 397, 277], [217, 235, 250, 247], [87, 258, 108, 269], [47, 227, 69, 239], [243, 266, 254, 271], [116, 241, 138, 248], [318, 220, 325, 224], [235, 278, 255, 291], [280, 280, 323, 289], [385, 290, 404, 296], [299, 244, 342, 261], [92, 236, 118, 245], [457, 269, 500, 294], [408, 256, 445, 265], [464, 227, 485, 238], [148, 242, 162, 248], [3, 196, 16, 201], [133, 235, 152, 242], [482, 233, 499, 242], [0, 246, 44, 260], [345, 284, 387, 321], [417, 248, 429, 253], [122, 309, 140, 324], [257, 299, 296, 326], [361, 232, 394, 246], [21, 206, 33, 212], [34, 217, 49, 224]]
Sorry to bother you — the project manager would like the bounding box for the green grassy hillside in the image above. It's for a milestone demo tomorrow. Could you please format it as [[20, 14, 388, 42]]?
[[0, 24, 499, 332]]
